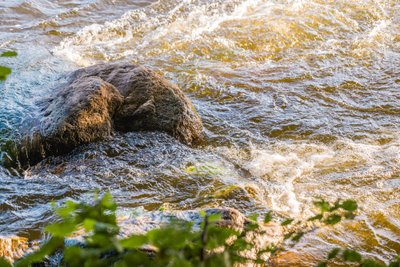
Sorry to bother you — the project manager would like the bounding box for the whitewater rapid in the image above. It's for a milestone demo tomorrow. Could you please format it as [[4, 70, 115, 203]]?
[[0, 0, 399, 264]]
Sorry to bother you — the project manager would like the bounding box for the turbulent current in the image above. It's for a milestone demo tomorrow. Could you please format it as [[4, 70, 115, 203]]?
[[0, 0, 399, 264]]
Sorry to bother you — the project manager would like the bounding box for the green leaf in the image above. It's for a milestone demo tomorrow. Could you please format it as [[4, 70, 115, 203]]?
[[284, 232, 294, 240], [57, 201, 78, 218], [244, 221, 259, 231], [121, 235, 148, 249], [317, 262, 327, 267], [100, 192, 117, 211], [207, 213, 222, 223], [291, 232, 304, 242], [308, 214, 323, 221], [63, 246, 84, 267], [45, 222, 77, 237], [231, 238, 251, 252], [0, 258, 12, 267], [328, 248, 341, 260], [206, 226, 237, 249], [83, 218, 96, 231], [341, 200, 358, 212], [281, 218, 294, 226], [342, 249, 362, 263], [93, 222, 119, 235], [199, 210, 206, 218], [1, 51, 17, 57], [314, 199, 330, 213], [325, 214, 341, 225], [248, 213, 259, 222], [264, 211, 273, 223], [0, 66, 11, 81]]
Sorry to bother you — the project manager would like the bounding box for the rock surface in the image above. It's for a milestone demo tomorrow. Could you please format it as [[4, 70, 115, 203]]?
[[12, 76, 123, 169], [73, 63, 203, 145], [0, 236, 35, 263], [7, 63, 203, 169]]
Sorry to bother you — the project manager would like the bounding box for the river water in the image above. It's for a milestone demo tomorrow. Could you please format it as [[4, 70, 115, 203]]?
[[0, 0, 399, 265]]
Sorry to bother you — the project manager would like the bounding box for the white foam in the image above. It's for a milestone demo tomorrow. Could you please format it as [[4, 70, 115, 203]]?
[[53, 0, 266, 66], [245, 144, 334, 215], [217, 136, 400, 216]]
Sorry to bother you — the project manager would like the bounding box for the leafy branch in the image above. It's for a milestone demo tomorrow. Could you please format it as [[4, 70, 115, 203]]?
[[0, 193, 398, 267]]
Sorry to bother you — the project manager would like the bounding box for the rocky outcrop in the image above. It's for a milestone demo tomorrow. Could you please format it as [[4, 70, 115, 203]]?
[[6, 63, 203, 169]]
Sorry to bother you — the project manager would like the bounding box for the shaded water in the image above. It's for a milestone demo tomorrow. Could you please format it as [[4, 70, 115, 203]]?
[[0, 0, 399, 264]]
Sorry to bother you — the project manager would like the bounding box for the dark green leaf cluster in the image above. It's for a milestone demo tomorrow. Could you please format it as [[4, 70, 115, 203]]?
[[309, 199, 358, 225], [0, 51, 17, 81]]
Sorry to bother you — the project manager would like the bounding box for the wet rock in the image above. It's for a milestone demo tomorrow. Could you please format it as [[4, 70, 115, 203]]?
[[73, 63, 203, 145], [12, 76, 123, 169], [0, 236, 35, 263], [7, 63, 203, 169]]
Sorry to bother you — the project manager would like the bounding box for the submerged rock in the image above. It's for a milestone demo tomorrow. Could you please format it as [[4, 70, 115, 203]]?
[[6, 63, 203, 169]]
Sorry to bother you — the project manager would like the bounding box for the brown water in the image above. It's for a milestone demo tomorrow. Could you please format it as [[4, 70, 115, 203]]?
[[0, 0, 399, 265]]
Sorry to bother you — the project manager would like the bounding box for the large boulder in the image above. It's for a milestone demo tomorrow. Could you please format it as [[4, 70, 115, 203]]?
[[72, 63, 203, 145], [5, 63, 203, 170]]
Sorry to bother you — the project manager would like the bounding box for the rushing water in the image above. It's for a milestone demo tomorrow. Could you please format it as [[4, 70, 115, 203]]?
[[0, 0, 399, 264]]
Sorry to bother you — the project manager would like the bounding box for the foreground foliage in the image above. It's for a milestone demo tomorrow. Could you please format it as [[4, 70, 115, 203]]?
[[0, 193, 398, 267]]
